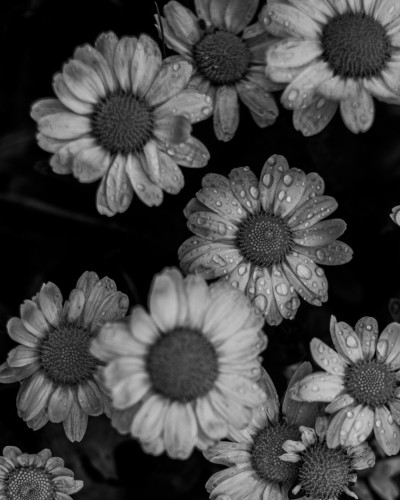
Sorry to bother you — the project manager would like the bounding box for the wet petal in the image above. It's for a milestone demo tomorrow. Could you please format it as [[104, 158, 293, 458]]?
[[72, 146, 110, 183], [38, 113, 91, 140], [7, 318, 39, 348], [48, 386, 74, 423], [376, 323, 400, 370], [213, 85, 239, 142], [164, 402, 198, 459], [292, 218, 347, 246], [20, 300, 49, 338], [228, 166, 260, 214], [164, 1, 201, 44], [293, 96, 338, 136], [159, 136, 210, 168], [196, 186, 247, 224], [156, 90, 212, 124], [131, 34, 162, 97], [90, 291, 129, 330], [104, 154, 133, 213], [285, 252, 328, 304], [319, 76, 359, 101], [156, 17, 192, 57], [95, 31, 118, 68], [74, 44, 116, 93], [374, 406, 400, 456], [38, 282, 63, 327], [31, 98, 68, 121], [63, 60, 106, 102], [292, 240, 353, 266], [157, 151, 184, 195], [340, 89, 375, 133], [268, 39, 322, 73], [154, 114, 192, 145], [49, 136, 96, 174], [77, 380, 104, 416], [63, 396, 88, 442], [355, 316, 379, 360], [310, 338, 347, 375], [287, 195, 338, 230], [264, 3, 321, 38], [236, 80, 279, 128], [336, 404, 375, 447], [330, 316, 364, 364], [273, 168, 307, 217], [326, 393, 355, 414], [246, 266, 284, 326], [187, 211, 237, 241], [225, 0, 258, 34], [290, 372, 344, 402], [271, 265, 301, 321], [125, 154, 163, 207], [113, 36, 137, 92], [258, 154, 289, 212]]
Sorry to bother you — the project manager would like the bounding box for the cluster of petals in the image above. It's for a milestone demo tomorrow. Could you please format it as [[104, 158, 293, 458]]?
[[179, 154, 352, 325], [0, 446, 83, 500], [31, 32, 211, 215], [158, 0, 282, 141], [263, 0, 400, 135], [91, 267, 268, 460], [290, 316, 400, 455], [204, 363, 319, 500], [0, 271, 129, 441]]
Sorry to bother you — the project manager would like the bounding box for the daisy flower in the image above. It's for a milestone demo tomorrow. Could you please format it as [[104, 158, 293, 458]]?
[[290, 315, 400, 455], [178, 154, 352, 326], [90, 267, 268, 460], [0, 445, 83, 500], [157, 0, 282, 141], [0, 271, 129, 442], [204, 363, 319, 500], [31, 32, 212, 215], [262, 0, 400, 136], [281, 416, 375, 500], [354, 453, 400, 500]]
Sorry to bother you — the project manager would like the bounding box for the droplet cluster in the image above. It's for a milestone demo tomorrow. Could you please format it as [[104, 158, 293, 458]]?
[[321, 12, 391, 78], [193, 30, 251, 85], [146, 328, 219, 402], [92, 91, 154, 155], [5, 466, 54, 500]]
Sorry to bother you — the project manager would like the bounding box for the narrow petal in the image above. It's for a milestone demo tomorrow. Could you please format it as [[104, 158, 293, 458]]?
[[156, 17, 192, 57], [38, 113, 91, 140], [105, 154, 133, 214], [335, 404, 375, 447], [20, 300, 49, 338], [374, 406, 400, 456], [228, 166, 260, 214], [292, 241, 353, 266], [196, 396, 228, 439], [95, 31, 118, 68], [77, 380, 104, 416], [224, 0, 258, 34], [48, 386, 74, 423], [258, 154, 289, 212], [131, 394, 168, 441], [74, 44, 116, 93], [209, 0, 229, 29], [285, 252, 328, 304], [66, 289, 85, 323], [273, 168, 307, 217], [287, 195, 338, 230], [49, 137, 96, 175], [129, 305, 160, 346], [154, 114, 193, 146], [125, 154, 163, 207], [290, 372, 344, 402], [236, 80, 279, 128], [155, 90, 213, 124], [270, 264, 301, 321], [340, 89, 375, 133], [96, 176, 115, 216], [164, 1, 201, 44], [330, 317, 364, 364], [267, 39, 322, 71], [194, 0, 212, 27], [111, 372, 151, 409], [213, 85, 239, 142], [130, 35, 162, 97], [159, 136, 210, 168], [31, 98, 68, 121], [157, 152, 184, 195], [63, 60, 106, 102], [264, 3, 322, 38], [113, 36, 137, 92], [164, 402, 198, 459], [7, 318, 39, 348], [196, 186, 246, 223], [355, 316, 379, 360], [187, 210, 237, 241], [63, 396, 88, 442], [326, 393, 355, 414], [319, 76, 359, 100], [310, 338, 347, 375], [292, 218, 347, 246], [293, 96, 338, 136], [38, 282, 63, 327], [72, 146, 110, 183], [376, 322, 400, 370], [7, 346, 38, 368]]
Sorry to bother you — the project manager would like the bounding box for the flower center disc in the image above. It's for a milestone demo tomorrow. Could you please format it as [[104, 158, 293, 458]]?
[[6, 466, 54, 500], [146, 329, 219, 402], [250, 422, 300, 484], [91, 92, 154, 155], [236, 213, 292, 267], [321, 12, 391, 78], [193, 30, 250, 85], [299, 442, 352, 500], [39, 322, 99, 386], [344, 359, 397, 407]]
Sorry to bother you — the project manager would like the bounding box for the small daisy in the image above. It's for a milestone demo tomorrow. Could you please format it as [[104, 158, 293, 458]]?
[[354, 453, 400, 500], [157, 0, 282, 141], [290, 315, 400, 455], [262, 0, 400, 135], [178, 154, 352, 326], [281, 416, 375, 500], [31, 32, 212, 215], [390, 206, 400, 226], [0, 271, 129, 442], [91, 267, 268, 459], [0, 445, 83, 500], [204, 363, 319, 500]]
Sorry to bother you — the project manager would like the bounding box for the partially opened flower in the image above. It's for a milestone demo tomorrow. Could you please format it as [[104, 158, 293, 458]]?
[[179, 154, 352, 326], [31, 32, 211, 215], [290, 316, 400, 455], [91, 268, 268, 459], [204, 363, 319, 500], [354, 453, 400, 500], [281, 416, 375, 500], [0, 446, 83, 500], [0, 271, 129, 441], [157, 0, 281, 141], [263, 0, 400, 135]]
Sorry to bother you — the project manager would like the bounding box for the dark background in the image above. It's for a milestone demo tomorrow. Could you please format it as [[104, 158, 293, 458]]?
[[0, 0, 399, 498]]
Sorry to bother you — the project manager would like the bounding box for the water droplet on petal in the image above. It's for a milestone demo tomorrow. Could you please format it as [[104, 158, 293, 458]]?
[[296, 264, 312, 280]]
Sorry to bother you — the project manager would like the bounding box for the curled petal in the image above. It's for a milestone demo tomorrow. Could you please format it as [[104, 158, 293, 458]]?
[[290, 372, 344, 402]]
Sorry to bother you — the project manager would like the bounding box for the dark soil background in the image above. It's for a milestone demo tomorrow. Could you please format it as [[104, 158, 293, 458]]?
[[0, 0, 400, 498]]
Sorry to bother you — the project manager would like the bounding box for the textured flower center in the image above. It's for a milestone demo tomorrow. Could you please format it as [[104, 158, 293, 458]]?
[[146, 329, 219, 402], [91, 92, 154, 155], [321, 12, 391, 78], [298, 442, 352, 500], [344, 359, 397, 407], [39, 322, 100, 386], [5, 466, 54, 500], [236, 212, 293, 267], [250, 422, 300, 484], [193, 30, 251, 84]]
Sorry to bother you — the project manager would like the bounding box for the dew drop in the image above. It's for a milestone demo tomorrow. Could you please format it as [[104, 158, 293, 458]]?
[[275, 283, 288, 296], [253, 294, 268, 312], [263, 173, 273, 187], [212, 255, 226, 266], [345, 336, 358, 348], [296, 264, 312, 280]]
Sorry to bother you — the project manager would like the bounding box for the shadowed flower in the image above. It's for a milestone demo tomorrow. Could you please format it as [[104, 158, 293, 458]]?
[[353, 451, 400, 500], [31, 32, 211, 215], [0, 446, 83, 500], [178, 154, 352, 326], [0, 271, 129, 442], [262, 0, 400, 135], [281, 416, 375, 500], [290, 316, 400, 455], [157, 0, 282, 141], [91, 267, 268, 459], [204, 363, 319, 500]]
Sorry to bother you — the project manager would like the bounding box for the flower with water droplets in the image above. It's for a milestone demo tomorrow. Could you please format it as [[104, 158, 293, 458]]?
[[281, 416, 375, 500], [0, 445, 83, 500], [290, 315, 400, 456], [156, 0, 282, 141], [90, 267, 268, 459], [178, 154, 352, 326], [262, 0, 400, 135], [0, 271, 129, 442], [31, 32, 211, 215], [204, 363, 319, 500], [390, 206, 400, 226]]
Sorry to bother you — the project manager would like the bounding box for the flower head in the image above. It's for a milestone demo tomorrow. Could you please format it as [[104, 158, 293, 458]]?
[[157, 0, 282, 141], [281, 416, 375, 500], [290, 316, 400, 455], [31, 32, 211, 215], [0, 271, 129, 441], [263, 0, 400, 135], [178, 154, 352, 326], [0, 445, 83, 500], [91, 267, 268, 459], [204, 363, 319, 500]]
